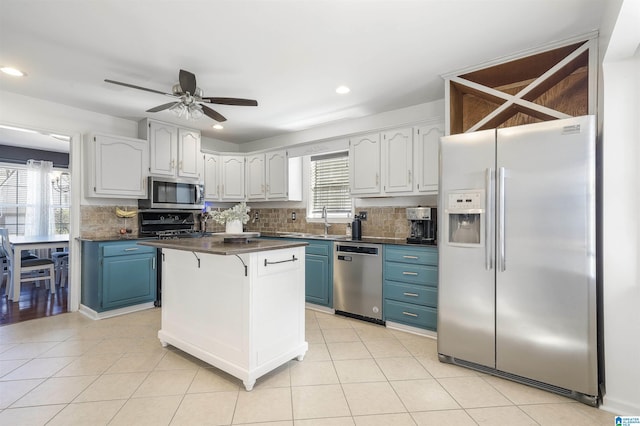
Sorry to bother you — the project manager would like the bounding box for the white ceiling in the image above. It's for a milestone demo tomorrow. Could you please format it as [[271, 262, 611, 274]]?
[[0, 0, 606, 147]]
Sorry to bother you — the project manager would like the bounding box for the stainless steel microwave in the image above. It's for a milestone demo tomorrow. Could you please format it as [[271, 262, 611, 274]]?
[[139, 177, 204, 209]]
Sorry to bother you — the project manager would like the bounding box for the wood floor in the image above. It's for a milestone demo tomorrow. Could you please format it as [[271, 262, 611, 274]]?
[[0, 279, 68, 326]]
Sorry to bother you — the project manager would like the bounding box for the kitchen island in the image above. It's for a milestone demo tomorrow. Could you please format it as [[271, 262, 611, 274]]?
[[139, 236, 308, 391]]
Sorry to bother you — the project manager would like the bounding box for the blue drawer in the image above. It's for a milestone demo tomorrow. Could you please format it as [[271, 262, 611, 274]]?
[[384, 299, 437, 330], [384, 281, 437, 307], [385, 245, 438, 266], [102, 242, 157, 257], [384, 263, 437, 286]]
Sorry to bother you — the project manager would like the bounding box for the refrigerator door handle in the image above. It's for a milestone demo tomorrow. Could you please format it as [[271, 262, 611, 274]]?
[[497, 166, 506, 272], [485, 167, 494, 270]]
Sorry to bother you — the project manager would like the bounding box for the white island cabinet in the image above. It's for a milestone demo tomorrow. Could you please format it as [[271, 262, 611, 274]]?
[[139, 238, 308, 391]]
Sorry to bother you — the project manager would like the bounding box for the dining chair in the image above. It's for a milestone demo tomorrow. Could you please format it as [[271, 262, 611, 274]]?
[[52, 250, 69, 288], [0, 228, 56, 298]]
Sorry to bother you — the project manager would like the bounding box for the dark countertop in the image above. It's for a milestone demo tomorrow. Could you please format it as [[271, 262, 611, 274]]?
[[77, 236, 154, 242], [260, 232, 437, 247], [138, 236, 308, 255]]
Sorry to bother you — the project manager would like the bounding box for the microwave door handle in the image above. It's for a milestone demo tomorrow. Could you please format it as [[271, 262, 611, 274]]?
[[195, 184, 202, 204]]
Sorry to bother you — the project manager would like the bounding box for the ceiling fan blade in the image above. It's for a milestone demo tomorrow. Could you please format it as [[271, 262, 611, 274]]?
[[202, 97, 258, 106], [146, 102, 180, 113], [179, 69, 197, 95], [201, 105, 227, 122], [104, 79, 174, 96]]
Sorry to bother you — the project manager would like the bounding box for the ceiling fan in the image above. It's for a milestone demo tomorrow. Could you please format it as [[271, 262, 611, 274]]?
[[104, 69, 258, 122]]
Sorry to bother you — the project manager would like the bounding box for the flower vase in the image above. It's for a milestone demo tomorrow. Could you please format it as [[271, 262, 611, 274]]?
[[225, 219, 243, 234]]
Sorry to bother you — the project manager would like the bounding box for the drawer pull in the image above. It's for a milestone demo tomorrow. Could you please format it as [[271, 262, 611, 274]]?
[[402, 311, 418, 317], [403, 255, 419, 259], [403, 292, 419, 297], [124, 247, 139, 251], [264, 255, 298, 266], [402, 271, 418, 276]]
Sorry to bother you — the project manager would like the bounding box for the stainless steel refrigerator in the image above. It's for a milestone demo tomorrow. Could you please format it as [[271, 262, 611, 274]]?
[[437, 115, 600, 405]]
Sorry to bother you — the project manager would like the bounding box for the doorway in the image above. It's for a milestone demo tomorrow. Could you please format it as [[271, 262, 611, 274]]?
[[0, 124, 78, 326]]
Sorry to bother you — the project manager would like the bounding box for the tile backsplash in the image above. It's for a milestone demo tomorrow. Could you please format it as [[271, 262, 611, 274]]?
[[81, 205, 411, 240], [80, 205, 139, 239]]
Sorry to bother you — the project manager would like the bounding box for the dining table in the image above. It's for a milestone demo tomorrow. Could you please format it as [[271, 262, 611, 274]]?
[[8, 234, 69, 301]]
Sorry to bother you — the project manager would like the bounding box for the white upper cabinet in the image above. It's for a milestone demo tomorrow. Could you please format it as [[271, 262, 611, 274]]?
[[246, 153, 266, 200], [245, 150, 290, 201], [220, 155, 245, 200], [349, 133, 381, 195], [140, 119, 201, 180], [382, 127, 413, 193], [414, 122, 444, 193], [85, 133, 148, 199], [265, 151, 288, 200], [177, 128, 201, 179], [204, 154, 245, 201], [203, 153, 221, 200]]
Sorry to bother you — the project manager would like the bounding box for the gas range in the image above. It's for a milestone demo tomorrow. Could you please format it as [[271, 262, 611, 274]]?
[[138, 210, 199, 239]]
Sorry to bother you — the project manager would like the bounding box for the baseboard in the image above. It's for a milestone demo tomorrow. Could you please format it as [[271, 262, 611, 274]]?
[[385, 321, 437, 339], [600, 396, 640, 417], [305, 303, 335, 315], [79, 302, 155, 320]]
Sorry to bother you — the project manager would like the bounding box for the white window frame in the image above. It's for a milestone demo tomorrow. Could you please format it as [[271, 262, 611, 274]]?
[[306, 152, 353, 223]]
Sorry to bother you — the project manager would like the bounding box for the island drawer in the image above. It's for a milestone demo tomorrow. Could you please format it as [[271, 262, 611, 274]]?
[[258, 249, 303, 276]]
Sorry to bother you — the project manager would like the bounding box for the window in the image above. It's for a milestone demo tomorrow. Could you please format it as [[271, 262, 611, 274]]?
[[308, 152, 352, 219], [0, 163, 70, 236]]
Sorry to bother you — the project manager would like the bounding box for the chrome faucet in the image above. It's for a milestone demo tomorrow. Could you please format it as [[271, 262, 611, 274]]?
[[322, 206, 331, 235]]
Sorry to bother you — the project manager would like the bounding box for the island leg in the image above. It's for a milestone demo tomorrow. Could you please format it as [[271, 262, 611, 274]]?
[[159, 340, 168, 348], [243, 379, 256, 391], [296, 353, 305, 361]]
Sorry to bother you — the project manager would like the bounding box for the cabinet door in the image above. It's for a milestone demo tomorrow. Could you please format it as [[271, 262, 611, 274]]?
[[305, 254, 330, 306], [349, 132, 381, 195], [415, 123, 444, 193], [266, 150, 288, 200], [149, 121, 178, 176], [92, 134, 148, 198], [178, 128, 201, 179], [246, 154, 266, 200], [203, 153, 220, 200], [383, 127, 413, 193], [221, 155, 246, 200], [101, 253, 156, 310]]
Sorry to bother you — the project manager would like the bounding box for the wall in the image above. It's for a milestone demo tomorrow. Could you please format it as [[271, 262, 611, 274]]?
[[240, 100, 444, 152], [599, 0, 640, 415]]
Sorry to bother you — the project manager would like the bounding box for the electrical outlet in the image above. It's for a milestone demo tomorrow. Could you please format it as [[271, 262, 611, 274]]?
[[359, 211, 367, 221], [291, 211, 297, 221]]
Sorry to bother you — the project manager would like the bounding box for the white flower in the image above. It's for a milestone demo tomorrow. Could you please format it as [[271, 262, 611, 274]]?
[[209, 202, 251, 225]]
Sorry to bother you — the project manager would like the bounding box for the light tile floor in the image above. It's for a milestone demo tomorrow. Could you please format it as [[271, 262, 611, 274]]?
[[0, 308, 615, 425]]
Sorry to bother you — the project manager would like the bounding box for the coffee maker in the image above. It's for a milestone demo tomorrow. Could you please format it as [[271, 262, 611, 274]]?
[[406, 207, 437, 245]]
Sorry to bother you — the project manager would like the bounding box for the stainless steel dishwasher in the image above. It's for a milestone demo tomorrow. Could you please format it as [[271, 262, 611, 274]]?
[[333, 242, 383, 323]]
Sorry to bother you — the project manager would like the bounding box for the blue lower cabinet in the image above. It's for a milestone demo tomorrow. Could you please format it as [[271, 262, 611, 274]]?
[[383, 244, 438, 331], [81, 240, 157, 312], [303, 240, 333, 307]]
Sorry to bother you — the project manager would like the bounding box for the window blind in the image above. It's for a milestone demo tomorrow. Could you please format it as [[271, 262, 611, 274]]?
[[310, 152, 351, 216]]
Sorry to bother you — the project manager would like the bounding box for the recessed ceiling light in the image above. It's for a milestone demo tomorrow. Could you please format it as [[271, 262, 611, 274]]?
[[0, 66, 26, 77], [336, 85, 350, 95], [212, 124, 224, 130]]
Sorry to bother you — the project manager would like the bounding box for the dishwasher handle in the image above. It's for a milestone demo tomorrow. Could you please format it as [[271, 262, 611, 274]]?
[[336, 244, 380, 256]]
